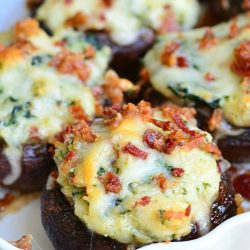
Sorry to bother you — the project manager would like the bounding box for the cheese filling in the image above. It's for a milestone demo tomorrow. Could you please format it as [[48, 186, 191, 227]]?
[[144, 14, 250, 127], [36, 0, 200, 46], [55, 102, 221, 244], [0, 19, 111, 184]]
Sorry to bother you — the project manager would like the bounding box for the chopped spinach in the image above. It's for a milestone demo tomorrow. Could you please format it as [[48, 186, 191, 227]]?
[[97, 167, 106, 177], [155, 159, 173, 172], [115, 199, 123, 206], [202, 182, 211, 189]]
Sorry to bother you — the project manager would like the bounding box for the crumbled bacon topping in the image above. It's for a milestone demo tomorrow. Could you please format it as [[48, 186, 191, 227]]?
[[101, 172, 122, 193], [15, 19, 40, 42], [158, 5, 180, 34], [154, 174, 168, 191], [65, 12, 87, 28], [161, 42, 180, 66], [208, 109, 222, 131], [65, 120, 97, 143], [151, 119, 173, 131], [231, 40, 250, 77], [143, 129, 166, 152], [204, 72, 216, 81], [199, 28, 218, 50], [172, 167, 185, 177], [185, 205, 191, 216], [69, 104, 88, 121], [11, 236, 32, 250], [122, 142, 148, 160], [102, 71, 137, 105], [50, 50, 91, 81], [133, 196, 151, 208]]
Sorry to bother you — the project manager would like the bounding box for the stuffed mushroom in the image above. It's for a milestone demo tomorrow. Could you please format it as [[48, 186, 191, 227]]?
[[41, 101, 236, 249], [29, 0, 201, 80], [143, 13, 250, 162], [0, 18, 113, 191]]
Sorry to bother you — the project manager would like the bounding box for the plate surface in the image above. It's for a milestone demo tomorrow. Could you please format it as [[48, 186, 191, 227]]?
[[0, 1, 250, 250]]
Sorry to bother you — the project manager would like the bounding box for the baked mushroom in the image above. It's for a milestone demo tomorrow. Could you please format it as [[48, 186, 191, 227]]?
[[28, 0, 201, 80], [143, 13, 250, 162], [0, 18, 112, 192], [41, 101, 236, 249]]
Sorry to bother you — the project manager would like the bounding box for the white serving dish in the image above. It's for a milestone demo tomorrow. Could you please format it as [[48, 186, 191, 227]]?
[[0, 1, 250, 250]]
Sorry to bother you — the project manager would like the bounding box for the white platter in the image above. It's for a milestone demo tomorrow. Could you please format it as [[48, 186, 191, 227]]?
[[0, 1, 250, 250]]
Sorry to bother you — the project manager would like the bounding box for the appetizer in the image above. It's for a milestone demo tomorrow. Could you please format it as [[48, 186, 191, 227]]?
[[0, 18, 111, 192], [29, 0, 201, 79], [143, 13, 250, 162], [41, 101, 236, 249]]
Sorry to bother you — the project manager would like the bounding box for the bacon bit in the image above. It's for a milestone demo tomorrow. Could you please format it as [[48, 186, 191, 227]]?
[[172, 167, 185, 177], [133, 196, 151, 208], [231, 40, 250, 77], [65, 120, 97, 143], [137, 100, 153, 122], [102, 0, 113, 7], [50, 50, 91, 81], [151, 119, 173, 131], [84, 45, 96, 59], [54, 40, 67, 47], [64, 0, 73, 5], [170, 112, 196, 137], [29, 126, 40, 139], [11, 236, 32, 250], [162, 104, 196, 122], [177, 56, 189, 68], [101, 172, 122, 193], [122, 142, 148, 160], [199, 28, 218, 50], [65, 12, 87, 28], [65, 150, 77, 163], [161, 42, 180, 67], [143, 129, 165, 151], [103, 105, 123, 128], [163, 138, 177, 154], [102, 71, 138, 105], [229, 19, 238, 39], [15, 19, 40, 42], [164, 210, 186, 220], [158, 5, 180, 34], [203, 142, 222, 158], [185, 205, 191, 216], [154, 174, 168, 191], [69, 104, 88, 121], [208, 109, 222, 131], [204, 72, 216, 81]]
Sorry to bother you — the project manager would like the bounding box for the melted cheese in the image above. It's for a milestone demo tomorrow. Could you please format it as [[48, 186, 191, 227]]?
[[36, 0, 200, 46], [0, 20, 111, 184], [144, 14, 250, 127], [56, 108, 220, 243]]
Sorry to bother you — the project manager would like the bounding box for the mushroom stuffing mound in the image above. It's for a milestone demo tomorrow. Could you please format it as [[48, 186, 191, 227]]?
[[0, 18, 111, 191], [41, 101, 236, 249], [143, 13, 250, 162]]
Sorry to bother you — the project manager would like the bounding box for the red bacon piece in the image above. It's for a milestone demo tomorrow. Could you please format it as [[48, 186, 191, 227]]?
[[123, 142, 148, 160]]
